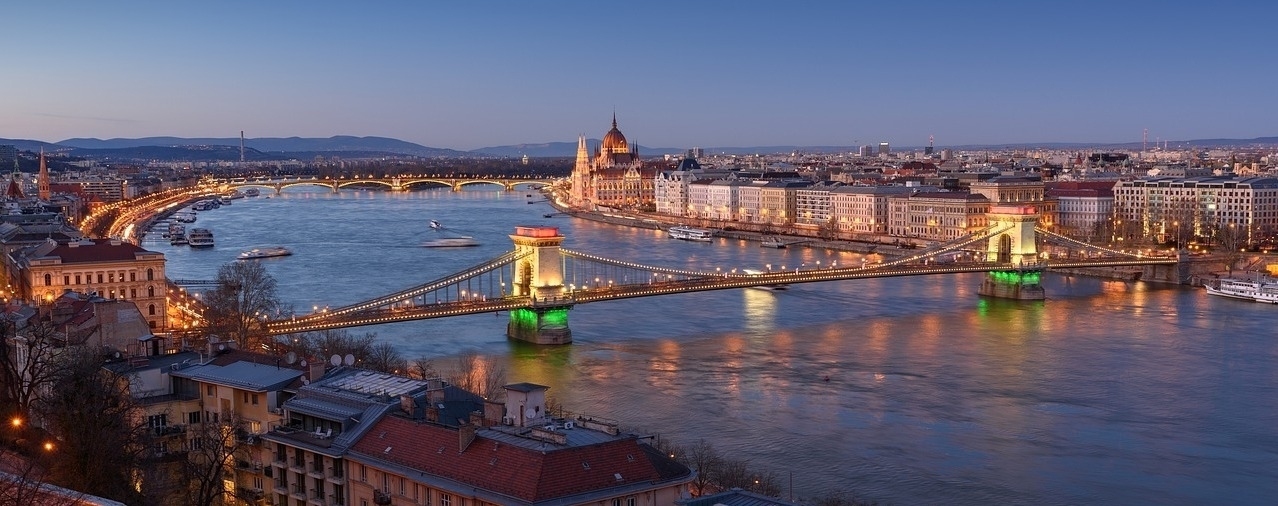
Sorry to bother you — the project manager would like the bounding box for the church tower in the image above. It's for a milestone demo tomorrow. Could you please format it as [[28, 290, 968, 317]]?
[[570, 134, 590, 206], [38, 149, 51, 200]]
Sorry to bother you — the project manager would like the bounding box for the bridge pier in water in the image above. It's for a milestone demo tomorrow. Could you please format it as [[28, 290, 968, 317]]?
[[980, 205, 1046, 300], [506, 226, 574, 344]]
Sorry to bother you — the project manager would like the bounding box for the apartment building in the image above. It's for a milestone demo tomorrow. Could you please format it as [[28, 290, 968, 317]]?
[[888, 192, 991, 241], [344, 382, 693, 506], [1113, 175, 1278, 245], [830, 186, 918, 236]]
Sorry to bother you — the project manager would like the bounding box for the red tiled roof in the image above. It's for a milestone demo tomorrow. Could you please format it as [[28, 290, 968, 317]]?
[[45, 239, 156, 263], [349, 416, 681, 502]]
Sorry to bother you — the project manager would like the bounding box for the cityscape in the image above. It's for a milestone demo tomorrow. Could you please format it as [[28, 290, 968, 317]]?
[[4, 2, 1278, 506]]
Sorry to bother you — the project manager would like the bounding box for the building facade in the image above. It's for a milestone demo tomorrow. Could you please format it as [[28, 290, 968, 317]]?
[[569, 116, 656, 210], [14, 238, 167, 328]]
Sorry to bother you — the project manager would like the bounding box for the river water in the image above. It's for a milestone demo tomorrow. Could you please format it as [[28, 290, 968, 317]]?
[[156, 187, 1278, 505]]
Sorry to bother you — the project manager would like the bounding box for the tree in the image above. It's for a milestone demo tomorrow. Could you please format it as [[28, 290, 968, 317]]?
[[0, 448, 84, 506], [363, 342, 407, 374], [181, 413, 253, 506], [202, 262, 280, 350], [446, 352, 506, 401], [0, 318, 67, 418], [679, 439, 722, 496], [34, 347, 149, 505], [278, 329, 376, 364]]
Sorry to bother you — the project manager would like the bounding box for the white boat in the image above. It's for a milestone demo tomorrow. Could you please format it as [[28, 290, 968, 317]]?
[[238, 246, 292, 260], [174, 211, 197, 223], [1205, 274, 1278, 304], [422, 237, 479, 248], [668, 226, 714, 242], [244, 188, 261, 197], [169, 233, 188, 246], [187, 228, 215, 248], [430, 220, 443, 230]]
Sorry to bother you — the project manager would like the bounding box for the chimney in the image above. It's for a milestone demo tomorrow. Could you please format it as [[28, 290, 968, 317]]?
[[469, 411, 484, 427], [307, 359, 326, 382], [483, 400, 504, 427], [458, 423, 476, 453], [426, 406, 439, 423]]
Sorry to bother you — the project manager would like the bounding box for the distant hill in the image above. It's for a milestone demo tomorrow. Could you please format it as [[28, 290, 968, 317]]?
[[0, 138, 65, 152], [56, 135, 469, 158], [469, 140, 685, 158]]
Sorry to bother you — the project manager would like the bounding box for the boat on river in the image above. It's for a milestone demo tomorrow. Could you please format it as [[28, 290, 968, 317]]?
[[760, 236, 788, 248], [1205, 274, 1278, 303], [187, 228, 215, 248], [667, 226, 714, 242], [238, 246, 292, 260], [422, 236, 479, 248]]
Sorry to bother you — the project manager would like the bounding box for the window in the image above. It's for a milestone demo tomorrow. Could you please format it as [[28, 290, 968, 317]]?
[[75, 275, 81, 284], [189, 411, 200, 424], [148, 304, 156, 316], [360, 464, 366, 482], [130, 272, 136, 281], [63, 275, 69, 285], [108, 272, 114, 283], [252, 393, 259, 405], [131, 288, 136, 298], [439, 494, 451, 506], [207, 385, 215, 396], [43, 274, 51, 286], [147, 268, 154, 281], [97, 273, 103, 283], [148, 285, 155, 297]]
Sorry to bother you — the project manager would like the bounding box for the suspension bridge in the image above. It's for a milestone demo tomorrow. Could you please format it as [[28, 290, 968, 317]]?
[[260, 206, 1179, 344]]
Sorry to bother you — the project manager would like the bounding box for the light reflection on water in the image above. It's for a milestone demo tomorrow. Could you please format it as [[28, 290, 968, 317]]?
[[159, 188, 1278, 504]]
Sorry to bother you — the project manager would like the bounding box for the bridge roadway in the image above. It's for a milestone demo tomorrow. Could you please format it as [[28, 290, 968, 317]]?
[[215, 175, 555, 193], [264, 256, 1177, 335]]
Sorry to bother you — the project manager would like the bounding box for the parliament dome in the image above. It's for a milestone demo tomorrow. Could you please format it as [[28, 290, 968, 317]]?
[[601, 115, 629, 152]]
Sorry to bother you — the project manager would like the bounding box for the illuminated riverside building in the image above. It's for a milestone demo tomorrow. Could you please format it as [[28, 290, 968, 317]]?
[[654, 158, 704, 215], [1113, 175, 1278, 245], [831, 186, 917, 236], [887, 192, 991, 241], [569, 115, 657, 210], [1047, 182, 1115, 240], [12, 238, 167, 328]]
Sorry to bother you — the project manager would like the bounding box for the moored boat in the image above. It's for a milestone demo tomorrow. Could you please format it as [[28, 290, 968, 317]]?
[[1205, 274, 1278, 304], [667, 226, 714, 242], [760, 236, 788, 248], [238, 246, 292, 260], [187, 228, 215, 248]]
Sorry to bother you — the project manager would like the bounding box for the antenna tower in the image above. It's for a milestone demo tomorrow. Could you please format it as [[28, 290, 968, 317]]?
[[1142, 128, 1147, 155], [240, 130, 245, 163]]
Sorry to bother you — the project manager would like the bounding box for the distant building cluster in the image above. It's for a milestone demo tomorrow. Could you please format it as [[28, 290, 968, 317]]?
[[565, 120, 1278, 248]]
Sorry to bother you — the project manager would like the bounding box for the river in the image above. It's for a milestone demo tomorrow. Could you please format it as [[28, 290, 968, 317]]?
[[155, 187, 1278, 505]]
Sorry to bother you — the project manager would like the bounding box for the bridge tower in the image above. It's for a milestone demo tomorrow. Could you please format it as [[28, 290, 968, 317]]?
[[507, 226, 573, 344], [981, 205, 1045, 300]]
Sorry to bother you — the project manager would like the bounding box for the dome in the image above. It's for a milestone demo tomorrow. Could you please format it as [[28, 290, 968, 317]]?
[[600, 115, 629, 153]]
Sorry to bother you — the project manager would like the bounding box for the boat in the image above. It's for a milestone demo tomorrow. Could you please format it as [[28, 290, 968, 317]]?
[[238, 246, 292, 260], [187, 228, 215, 248], [1205, 274, 1278, 303], [430, 220, 443, 230], [173, 211, 196, 223], [169, 233, 188, 246], [667, 226, 715, 242], [422, 237, 480, 248], [744, 269, 789, 290], [760, 236, 788, 249], [244, 188, 261, 197]]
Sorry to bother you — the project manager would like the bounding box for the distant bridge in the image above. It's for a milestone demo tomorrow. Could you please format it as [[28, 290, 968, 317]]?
[[214, 176, 555, 194], [263, 207, 1179, 344]]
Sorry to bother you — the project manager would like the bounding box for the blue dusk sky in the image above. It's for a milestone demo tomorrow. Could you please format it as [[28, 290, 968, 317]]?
[[3, 1, 1275, 150]]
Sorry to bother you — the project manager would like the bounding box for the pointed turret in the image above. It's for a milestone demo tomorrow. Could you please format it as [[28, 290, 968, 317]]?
[[574, 134, 590, 173], [38, 148, 50, 200]]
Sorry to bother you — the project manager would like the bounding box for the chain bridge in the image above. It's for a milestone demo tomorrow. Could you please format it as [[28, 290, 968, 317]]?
[[262, 206, 1178, 344], [214, 176, 554, 194]]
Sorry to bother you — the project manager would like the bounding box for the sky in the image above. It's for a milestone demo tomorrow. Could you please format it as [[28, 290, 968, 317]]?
[[3, 1, 1276, 150]]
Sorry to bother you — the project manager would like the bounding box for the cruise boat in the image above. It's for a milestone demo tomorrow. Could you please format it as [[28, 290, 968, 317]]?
[[173, 211, 197, 223], [187, 228, 215, 248], [169, 232, 188, 246], [667, 226, 714, 242], [422, 236, 480, 248], [1205, 275, 1278, 304], [238, 246, 292, 260], [244, 188, 261, 197]]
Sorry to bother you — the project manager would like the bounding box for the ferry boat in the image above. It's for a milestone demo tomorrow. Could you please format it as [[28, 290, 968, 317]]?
[[187, 228, 215, 248], [244, 188, 261, 197], [238, 246, 292, 260], [667, 226, 714, 242], [1205, 274, 1278, 304], [173, 211, 197, 223], [422, 237, 479, 248], [169, 232, 188, 246]]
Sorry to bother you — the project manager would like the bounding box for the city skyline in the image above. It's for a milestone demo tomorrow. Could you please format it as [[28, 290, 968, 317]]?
[[5, 1, 1276, 151]]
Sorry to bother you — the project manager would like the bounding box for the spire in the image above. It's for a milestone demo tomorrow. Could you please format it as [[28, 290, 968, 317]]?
[[612, 111, 617, 129], [574, 134, 590, 174], [38, 148, 51, 200]]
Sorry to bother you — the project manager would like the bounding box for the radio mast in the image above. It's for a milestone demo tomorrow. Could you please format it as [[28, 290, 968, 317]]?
[[240, 131, 245, 163]]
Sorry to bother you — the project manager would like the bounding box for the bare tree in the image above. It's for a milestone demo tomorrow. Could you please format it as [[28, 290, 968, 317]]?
[[405, 357, 438, 380], [446, 352, 506, 401], [181, 413, 252, 506], [34, 347, 149, 505], [679, 439, 722, 496], [716, 458, 781, 497], [202, 262, 280, 350], [0, 319, 67, 417], [0, 448, 84, 506], [363, 342, 407, 375], [278, 329, 376, 364]]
